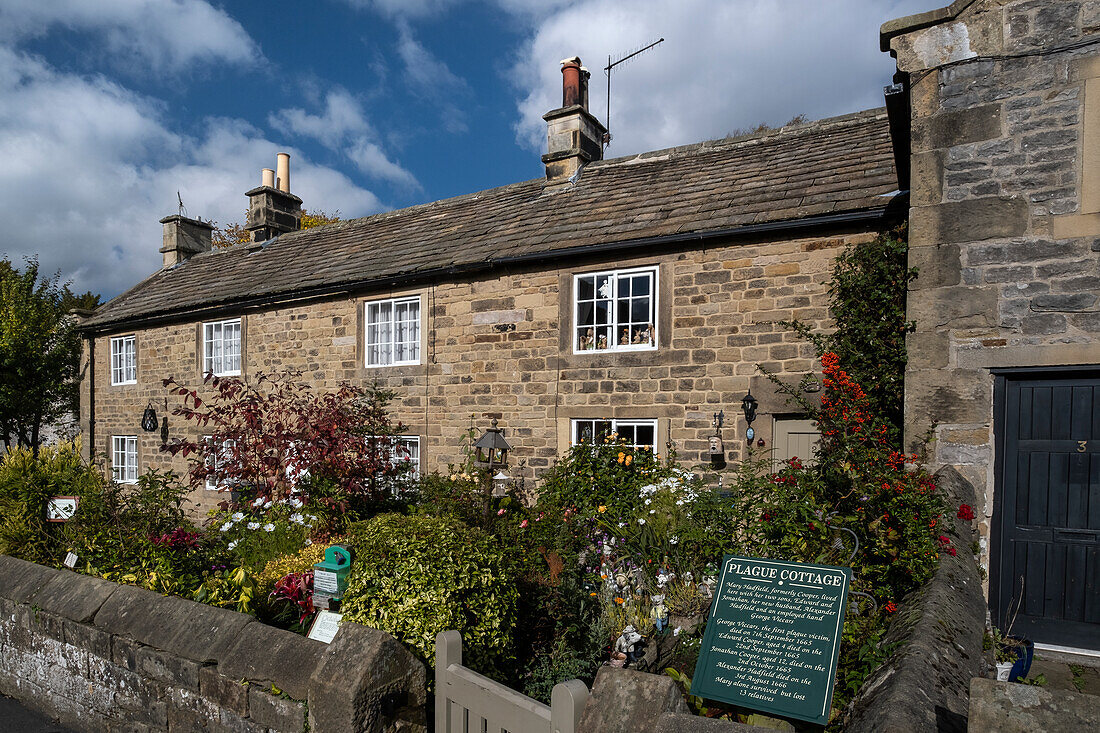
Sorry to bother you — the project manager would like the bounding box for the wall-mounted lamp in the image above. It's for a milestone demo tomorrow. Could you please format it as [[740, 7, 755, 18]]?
[[141, 403, 158, 432], [741, 392, 759, 445]]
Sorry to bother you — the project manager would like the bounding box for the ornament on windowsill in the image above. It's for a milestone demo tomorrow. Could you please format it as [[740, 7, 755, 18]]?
[[597, 334, 608, 350]]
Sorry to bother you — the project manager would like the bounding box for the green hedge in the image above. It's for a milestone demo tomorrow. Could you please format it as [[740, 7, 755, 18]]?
[[341, 513, 519, 671]]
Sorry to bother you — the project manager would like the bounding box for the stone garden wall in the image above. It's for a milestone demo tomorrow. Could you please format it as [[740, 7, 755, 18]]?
[[0, 554, 426, 733]]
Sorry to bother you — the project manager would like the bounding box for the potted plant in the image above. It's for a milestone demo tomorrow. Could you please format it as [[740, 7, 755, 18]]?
[[988, 627, 1034, 682]]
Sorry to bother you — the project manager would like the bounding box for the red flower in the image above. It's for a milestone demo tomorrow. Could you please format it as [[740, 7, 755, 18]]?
[[957, 504, 975, 522], [884, 601, 897, 613]]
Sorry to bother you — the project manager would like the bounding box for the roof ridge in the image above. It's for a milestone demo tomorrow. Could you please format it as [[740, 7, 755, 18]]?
[[593, 107, 889, 170]]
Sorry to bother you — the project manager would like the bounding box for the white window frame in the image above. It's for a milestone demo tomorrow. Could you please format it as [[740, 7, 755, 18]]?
[[571, 419, 658, 451], [203, 318, 242, 376], [573, 267, 658, 354], [203, 436, 237, 491], [365, 296, 421, 367], [111, 435, 138, 484], [110, 335, 137, 385], [393, 435, 421, 479]]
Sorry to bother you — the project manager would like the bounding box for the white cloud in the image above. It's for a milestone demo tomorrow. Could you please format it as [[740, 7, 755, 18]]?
[[0, 48, 385, 299], [269, 90, 420, 188], [394, 20, 470, 133], [0, 0, 261, 73], [509, 0, 937, 156]]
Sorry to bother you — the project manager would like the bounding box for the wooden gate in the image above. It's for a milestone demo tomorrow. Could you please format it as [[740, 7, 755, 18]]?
[[435, 630, 589, 733], [993, 372, 1100, 649]]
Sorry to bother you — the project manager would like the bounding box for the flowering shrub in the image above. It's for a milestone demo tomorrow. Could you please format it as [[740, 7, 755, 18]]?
[[269, 570, 315, 626]]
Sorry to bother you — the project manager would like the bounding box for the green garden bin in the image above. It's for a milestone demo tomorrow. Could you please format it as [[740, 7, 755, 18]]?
[[313, 544, 353, 601]]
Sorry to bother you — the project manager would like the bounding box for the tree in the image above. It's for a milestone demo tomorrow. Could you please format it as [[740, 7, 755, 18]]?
[[211, 210, 342, 249], [0, 258, 98, 451]]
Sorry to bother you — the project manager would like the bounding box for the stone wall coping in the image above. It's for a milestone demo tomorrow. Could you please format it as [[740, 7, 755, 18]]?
[[0, 554, 427, 732]]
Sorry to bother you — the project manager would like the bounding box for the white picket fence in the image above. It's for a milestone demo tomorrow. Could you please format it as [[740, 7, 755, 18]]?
[[435, 630, 589, 733]]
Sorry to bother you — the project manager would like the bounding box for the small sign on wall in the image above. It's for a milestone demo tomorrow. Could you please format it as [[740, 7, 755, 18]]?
[[307, 610, 343, 644], [46, 496, 79, 522]]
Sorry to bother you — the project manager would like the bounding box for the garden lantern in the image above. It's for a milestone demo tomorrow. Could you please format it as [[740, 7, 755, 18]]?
[[474, 419, 511, 470], [492, 471, 510, 498]]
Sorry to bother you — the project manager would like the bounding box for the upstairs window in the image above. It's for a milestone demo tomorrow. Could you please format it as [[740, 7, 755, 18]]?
[[571, 419, 658, 452], [365, 296, 420, 367], [112, 435, 138, 483], [203, 318, 241, 376], [110, 335, 136, 385], [574, 267, 657, 353]]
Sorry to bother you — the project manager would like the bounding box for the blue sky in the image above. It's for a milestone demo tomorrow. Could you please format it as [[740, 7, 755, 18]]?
[[0, 0, 936, 299]]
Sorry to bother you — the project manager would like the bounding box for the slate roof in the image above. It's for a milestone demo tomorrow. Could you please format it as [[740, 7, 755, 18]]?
[[82, 107, 897, 331]]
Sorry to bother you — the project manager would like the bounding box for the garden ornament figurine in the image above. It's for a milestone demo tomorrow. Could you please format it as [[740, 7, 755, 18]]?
[[611, 625, 645, 668], [651, 594, 668, 632]]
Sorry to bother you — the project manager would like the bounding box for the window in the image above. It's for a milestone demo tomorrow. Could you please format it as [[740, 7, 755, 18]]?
[[572, 419, 658, 451], [203, 436, 236, 491], [574, 267, 657, 353], [203, 318, 241, 376], [110, 335, 136, 385], [365, 296, 420, 367], [393, 436, 421, 478], [112, 436, 138, 483]]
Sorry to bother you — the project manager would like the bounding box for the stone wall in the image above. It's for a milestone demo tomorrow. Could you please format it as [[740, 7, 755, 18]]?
[[82, 229, 879, 514], [887, 0, 1100, 571], [0, 554, 426, 733]]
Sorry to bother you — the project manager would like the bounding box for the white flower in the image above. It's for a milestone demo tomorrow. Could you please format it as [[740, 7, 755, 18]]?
[[673, 626, 682, 637], [231, 512, 244, 522], [227, 540, 238, 550], [289, 513, 304, 525], [638, 518, 646, 525], [670, 536, 679, 545], [252, 497, 264, 507], [289, 498, 303, 509], [644, 498, 652, 506], [263, 501, 273, 509], [304, 539, 313, 546], [263, 523, 275, 532], [617, 522, 626, 528], [247, 522, 260, 530], [219, 522, 232, 532], [649, 509, 655, 514]]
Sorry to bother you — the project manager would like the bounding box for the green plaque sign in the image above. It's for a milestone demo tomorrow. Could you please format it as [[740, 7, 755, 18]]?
[[690, 555, 851, 726]]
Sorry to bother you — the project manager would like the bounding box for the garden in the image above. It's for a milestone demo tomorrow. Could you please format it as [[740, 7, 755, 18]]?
[[0, 231, 971, 729]]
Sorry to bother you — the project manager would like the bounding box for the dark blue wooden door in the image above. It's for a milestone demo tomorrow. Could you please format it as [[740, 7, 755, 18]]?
[[995, 374, 1100, 649]]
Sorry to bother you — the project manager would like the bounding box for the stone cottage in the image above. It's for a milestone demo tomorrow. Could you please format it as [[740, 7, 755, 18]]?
[[76, 60, 902, 515], [882, 0, 1100, 653]]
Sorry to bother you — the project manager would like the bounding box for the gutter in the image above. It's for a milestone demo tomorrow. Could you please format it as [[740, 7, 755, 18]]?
[[78, 204, 902, 336]]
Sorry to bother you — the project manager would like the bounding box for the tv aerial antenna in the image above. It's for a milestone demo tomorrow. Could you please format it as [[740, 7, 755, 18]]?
[[603, 37, 664, 151], [177, 191, 188, 218]]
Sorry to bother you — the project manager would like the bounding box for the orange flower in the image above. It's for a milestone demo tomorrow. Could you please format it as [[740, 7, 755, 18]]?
[[617, 452, 625, 464], [614, 597, 624, 605], [625, 455, 633, 466]]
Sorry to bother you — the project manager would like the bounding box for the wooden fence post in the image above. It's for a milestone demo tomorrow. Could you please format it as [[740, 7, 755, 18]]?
[[435, 630, 463, 733], [550, 678, 589, 733]]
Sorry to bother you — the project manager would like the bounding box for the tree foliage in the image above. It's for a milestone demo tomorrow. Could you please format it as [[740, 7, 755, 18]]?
[[211, 209, 342, 249], [162, 370, 412, 513], [0, 258, 100, 449]]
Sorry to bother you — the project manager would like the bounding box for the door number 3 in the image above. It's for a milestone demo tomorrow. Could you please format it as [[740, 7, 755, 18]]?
[[1079, 441, 1088, 452]]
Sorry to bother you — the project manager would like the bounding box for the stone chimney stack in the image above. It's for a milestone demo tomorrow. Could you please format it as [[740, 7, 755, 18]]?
[[245, 152, 302, 243], [542, 57, 607, 183], [159, 215, 213, 268]]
